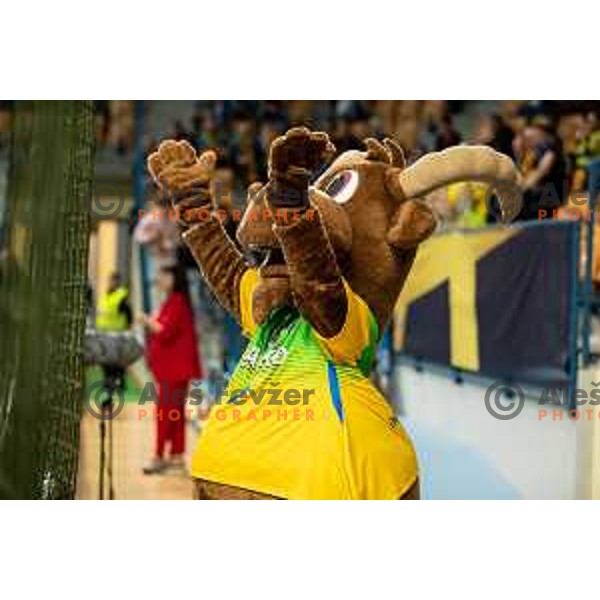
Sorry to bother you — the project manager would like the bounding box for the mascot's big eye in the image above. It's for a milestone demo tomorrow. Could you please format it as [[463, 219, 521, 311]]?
[[324, 170, 359, 204]]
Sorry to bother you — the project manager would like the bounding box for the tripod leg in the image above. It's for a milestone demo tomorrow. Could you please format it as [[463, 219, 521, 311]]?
[[99, 420, 106, 500], [108, 409, 115, 500]]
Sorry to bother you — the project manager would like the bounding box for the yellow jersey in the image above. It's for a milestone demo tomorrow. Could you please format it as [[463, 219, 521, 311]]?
[[191, 269, 417, 499]]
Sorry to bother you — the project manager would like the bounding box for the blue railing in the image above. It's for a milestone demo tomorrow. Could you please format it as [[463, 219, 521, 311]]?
[[581, 158, 600, 364]]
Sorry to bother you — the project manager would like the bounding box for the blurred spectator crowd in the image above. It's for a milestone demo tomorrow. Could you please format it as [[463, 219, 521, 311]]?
[[151, 100, 469, 199], [141, 100, 600, 228], [1, 100, 598, 227]]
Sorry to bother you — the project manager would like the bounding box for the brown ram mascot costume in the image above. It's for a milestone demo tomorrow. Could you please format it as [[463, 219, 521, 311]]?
[[148, 126, 517, 500]]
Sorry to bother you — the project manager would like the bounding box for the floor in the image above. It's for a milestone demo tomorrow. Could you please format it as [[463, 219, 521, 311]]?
[[76, 403, 198, 500]]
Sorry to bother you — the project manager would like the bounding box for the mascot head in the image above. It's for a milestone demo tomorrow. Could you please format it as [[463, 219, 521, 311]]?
[[236, 130, 517, 330]]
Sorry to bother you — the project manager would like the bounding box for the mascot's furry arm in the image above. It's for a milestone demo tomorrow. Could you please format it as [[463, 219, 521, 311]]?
[[147, 141, 248, 320], [259, 128, 348, 337], [147, 130, 352, 338]]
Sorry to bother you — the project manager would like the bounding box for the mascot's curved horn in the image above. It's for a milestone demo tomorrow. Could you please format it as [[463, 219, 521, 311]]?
[[385, 146, 519, 217]]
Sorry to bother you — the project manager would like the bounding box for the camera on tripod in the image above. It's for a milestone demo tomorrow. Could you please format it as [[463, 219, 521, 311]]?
[[84, 328, 143, 499]]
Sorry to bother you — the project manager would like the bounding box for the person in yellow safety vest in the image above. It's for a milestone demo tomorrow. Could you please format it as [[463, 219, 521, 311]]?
[[95, 272, 133, 391], [96, 272, 132, 332]]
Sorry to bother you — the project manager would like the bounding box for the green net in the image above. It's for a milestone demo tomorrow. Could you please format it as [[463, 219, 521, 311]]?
[[0, 101, 94, 499]]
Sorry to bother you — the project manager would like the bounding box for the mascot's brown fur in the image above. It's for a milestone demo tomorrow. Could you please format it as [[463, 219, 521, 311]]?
[[148, 126, 517, 500]]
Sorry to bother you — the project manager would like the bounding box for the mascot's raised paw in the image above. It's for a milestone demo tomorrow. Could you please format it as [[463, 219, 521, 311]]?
[[267, 126, 336, 207], [147, 140, 217, 207]]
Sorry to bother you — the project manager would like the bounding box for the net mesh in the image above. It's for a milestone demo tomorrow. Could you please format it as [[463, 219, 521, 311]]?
[[0, 101, 94, 499]]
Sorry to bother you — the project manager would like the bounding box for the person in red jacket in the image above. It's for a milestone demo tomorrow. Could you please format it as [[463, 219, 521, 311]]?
[[140, 264, 201, 475]]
